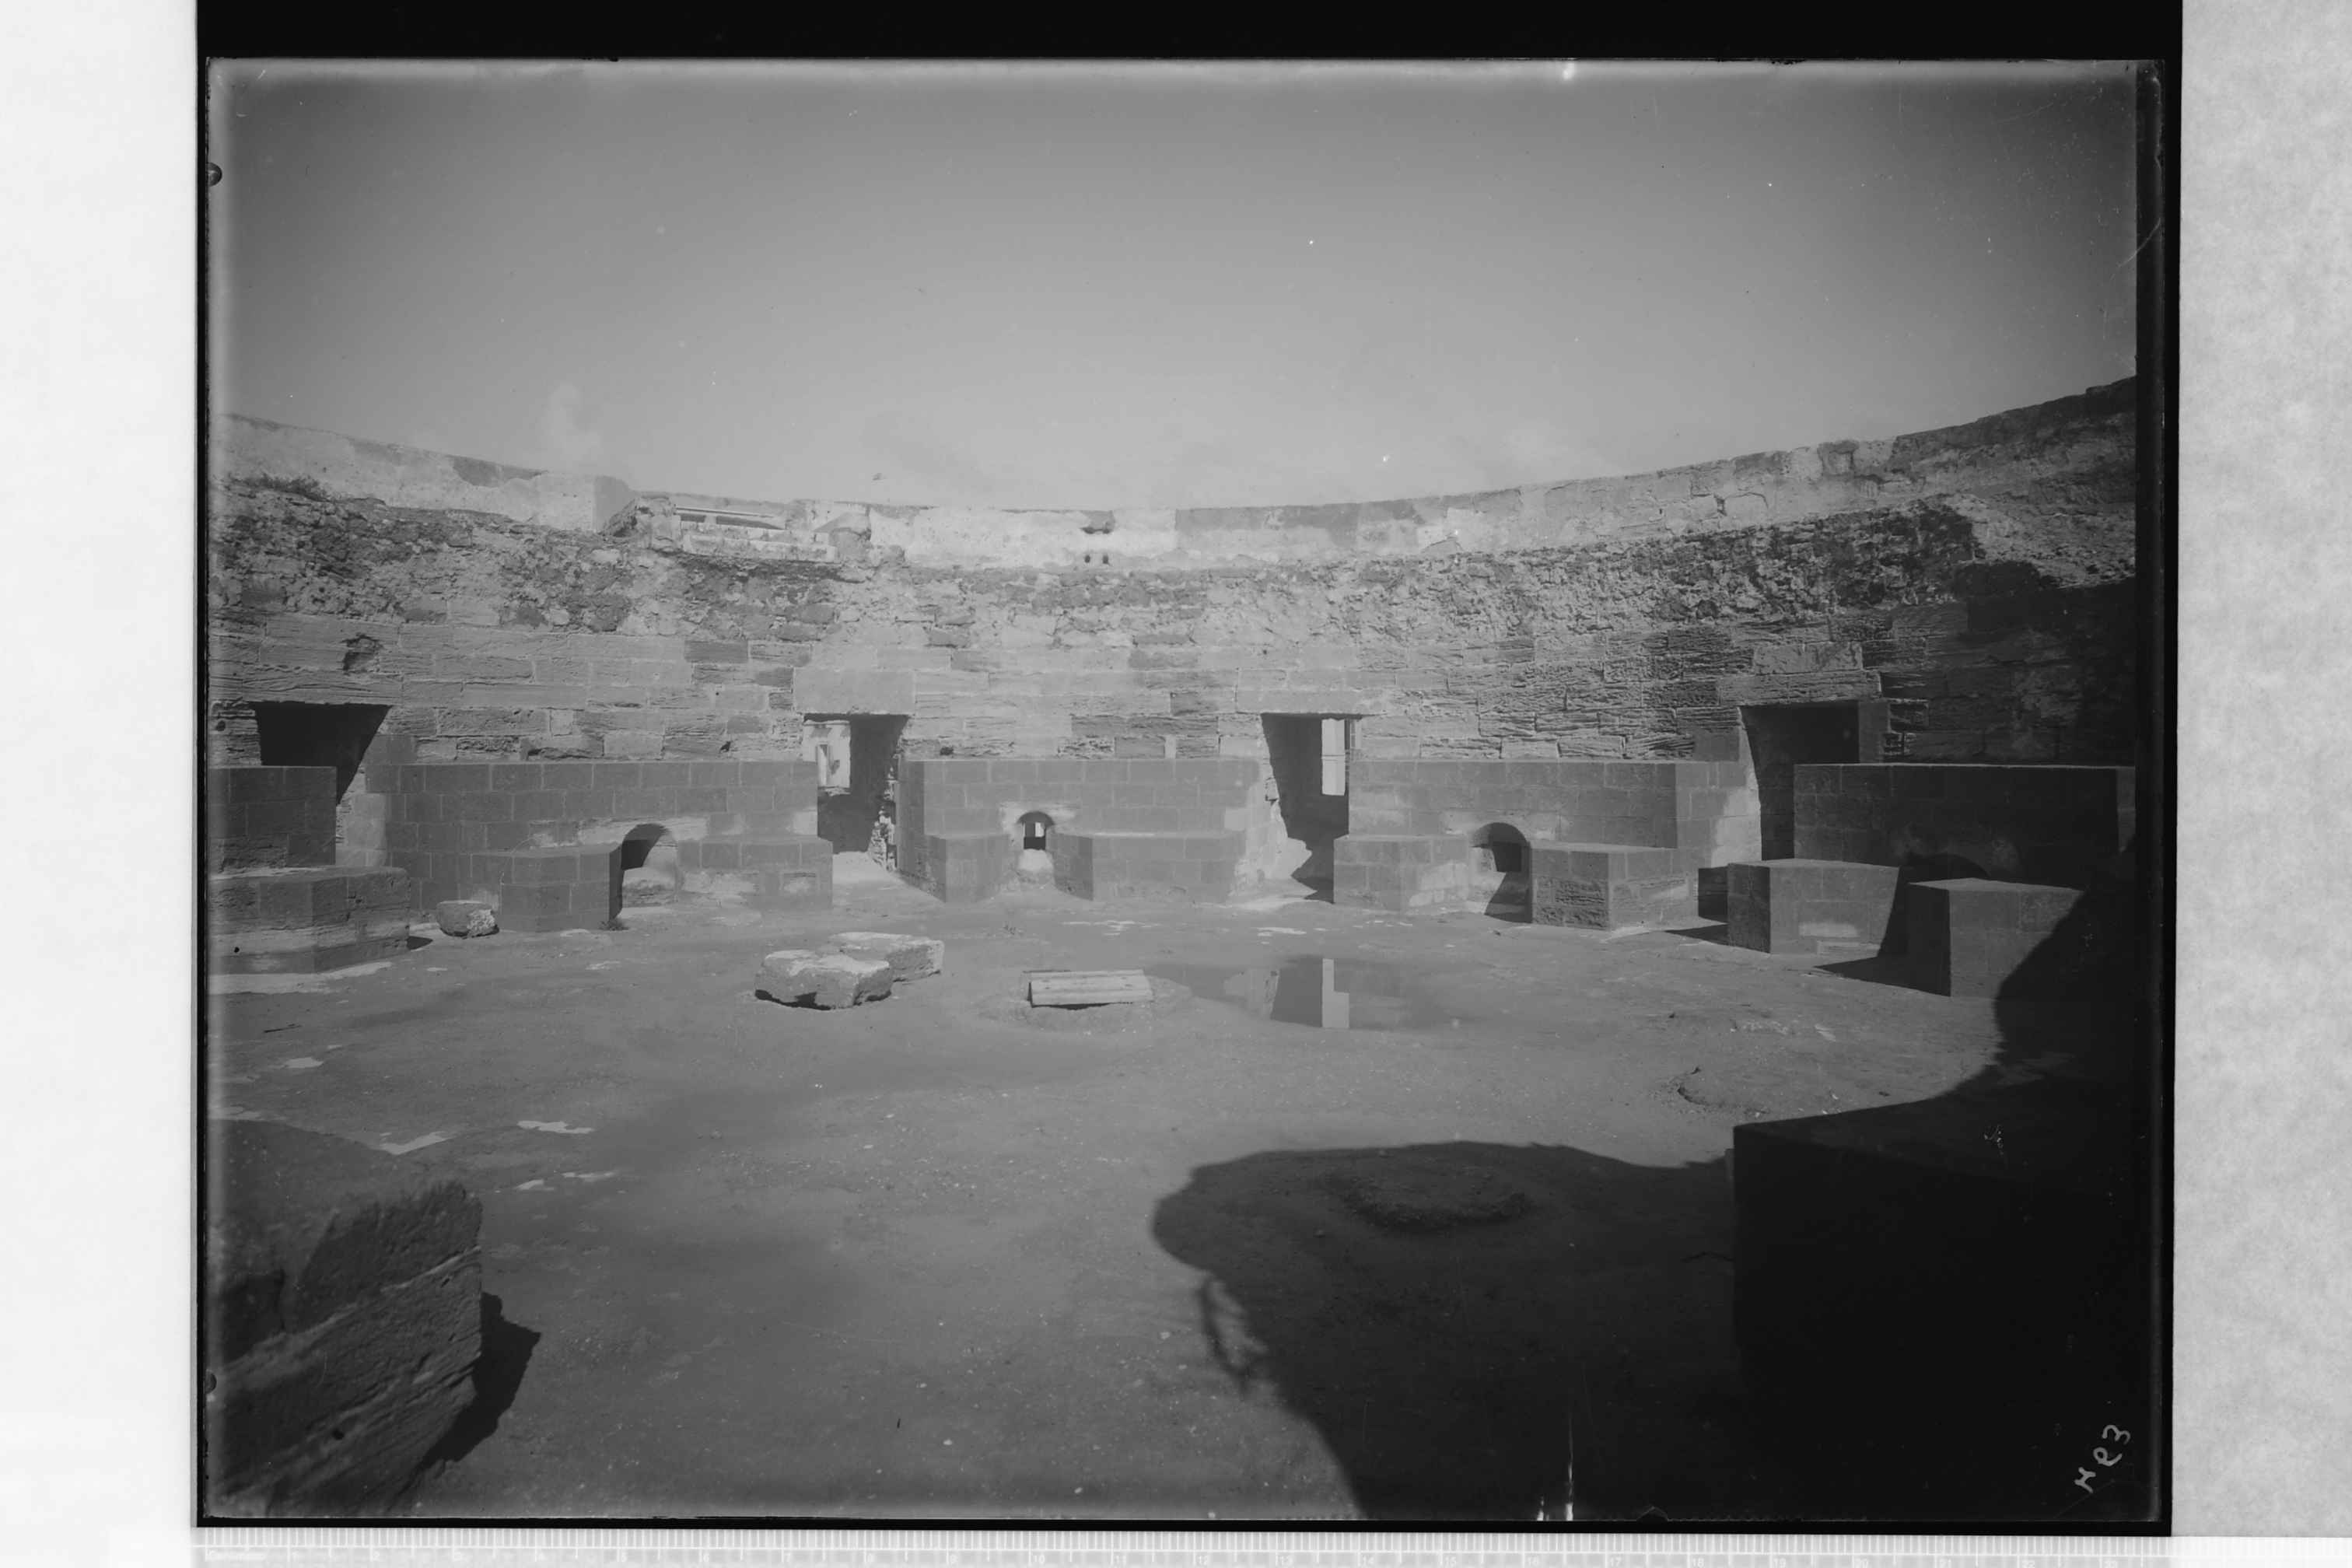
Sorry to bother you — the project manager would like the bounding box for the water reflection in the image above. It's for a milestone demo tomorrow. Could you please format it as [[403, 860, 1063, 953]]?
[[1148, 955, 1457, 1031]]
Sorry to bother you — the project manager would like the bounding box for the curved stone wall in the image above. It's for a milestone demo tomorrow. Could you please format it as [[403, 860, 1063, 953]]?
[[206, 379, 2142, 877]]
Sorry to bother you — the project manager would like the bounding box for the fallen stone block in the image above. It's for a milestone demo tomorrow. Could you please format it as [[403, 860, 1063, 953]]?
[[1028, 970, 1154, 1006], [826, 931, 943, 983], [758, 949, 894, 1009], [434, 901, 498, 938]]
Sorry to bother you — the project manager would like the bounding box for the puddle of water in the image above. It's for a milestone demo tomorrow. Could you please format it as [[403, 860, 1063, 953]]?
[[1145, 955, 1458, 1032]]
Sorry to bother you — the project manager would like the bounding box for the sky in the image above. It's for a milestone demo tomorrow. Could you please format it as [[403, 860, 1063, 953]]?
[[208, 61, 2142, 510]]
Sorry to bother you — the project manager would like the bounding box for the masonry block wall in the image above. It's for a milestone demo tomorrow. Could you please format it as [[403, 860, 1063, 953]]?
[[1791, 764, 2137, 888], [898, 757, 1261, 901], [1332, 758, 1763, 918], [207, 766, 340, 871], [1347, 757, 1760, 853], [369, 758, 819, 912], [208, 381, 2140, 862]]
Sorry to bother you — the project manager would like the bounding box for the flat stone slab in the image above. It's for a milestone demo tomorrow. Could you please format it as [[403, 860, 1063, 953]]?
[[758, 950, 894, 1010], [827, 932, 943, 984], [433, 901, 497, 938], [1028, 970, 1154, 1006]]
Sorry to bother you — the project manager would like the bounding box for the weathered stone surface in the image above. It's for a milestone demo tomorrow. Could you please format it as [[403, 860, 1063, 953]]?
[[204, 1119, 483, 1517], [206, 381, 2137, 778], [758, 949, 894, 1009], [433, 900, 497, 937], [209, 866, 416, 974], [825, 931, 943, 983]]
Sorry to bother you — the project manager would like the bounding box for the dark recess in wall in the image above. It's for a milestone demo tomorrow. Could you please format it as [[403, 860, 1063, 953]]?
[[1741, 703, 1860, 859], [251, 702, 390, 802]]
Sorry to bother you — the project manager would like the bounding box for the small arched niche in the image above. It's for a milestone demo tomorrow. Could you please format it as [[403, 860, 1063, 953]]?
[[1468, 821, 1532, 922], [618, 822, 680, 905], [1469, 821, 1529, 876], [1014, 811, 1055, 884]]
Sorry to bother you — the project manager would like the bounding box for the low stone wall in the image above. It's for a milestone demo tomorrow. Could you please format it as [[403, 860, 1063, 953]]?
[[898, 756, 1267, 900], [899, 756, 1260, 838], [373, 758, 820, 910], [207, 766, 340, 872], [208, 866, 416, 973], [1348, 756, 1761, 858], [1053, 831, 1245, 903], [205, 1120, 483, 1516], [1792, 764, 2136, 888]]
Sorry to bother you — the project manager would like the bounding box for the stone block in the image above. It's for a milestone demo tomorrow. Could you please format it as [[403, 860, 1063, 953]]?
[[828, 932, 943, 983], [1529, 842, 1699, 930], [208, 767, 341, 872], [478, 843, 622, 933], [1906, 877, 2088, 997], [752, 866, 832, 909], [1726, 858, 1904, 956], [757, 950, 894, 1009], [203, 1119, 482, 1516], [208, 866, 416, 975], [433, 901, 497, 938]]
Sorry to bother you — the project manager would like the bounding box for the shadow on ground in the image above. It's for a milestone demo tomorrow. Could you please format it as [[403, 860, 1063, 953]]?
[[1152, 1142, 1780, 1522], [1733, 852, 2158, 1524], [416, 1293, 541, 1476]]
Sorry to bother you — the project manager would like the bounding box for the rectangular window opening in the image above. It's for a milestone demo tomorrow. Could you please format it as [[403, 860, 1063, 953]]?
[[1319, 717, 1349, 796]]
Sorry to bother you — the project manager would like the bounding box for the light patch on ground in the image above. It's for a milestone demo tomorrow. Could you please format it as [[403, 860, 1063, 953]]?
[[208, 961, 394, 995], [379, 1132, 449, 1154], [520, 1119, 594, 1134], [279, 1057, 324, 1070]]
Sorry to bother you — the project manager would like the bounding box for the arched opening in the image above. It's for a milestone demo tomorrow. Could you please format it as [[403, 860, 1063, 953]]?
[[1015, 811, 1055, 884], [1468, 822, 1531, 922], [618, 823, 679, 906]]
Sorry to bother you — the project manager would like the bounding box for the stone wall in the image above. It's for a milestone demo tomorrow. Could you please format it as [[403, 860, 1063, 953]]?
[[206, 380, 2142, 863], [369, 758, 819, 912], [897, 757, 1272, 901], [1791, 763, 2137, 889], [1349, 757, 1761, 856]]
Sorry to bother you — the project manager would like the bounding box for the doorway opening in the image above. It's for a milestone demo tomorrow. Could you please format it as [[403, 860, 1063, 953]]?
[[1469, 822, 1532, 922], [1015, 810, 1055, 884], [1262, 714, 1356, 898], [1740, 702, 1864, 861], [805, 715, 908, 861]]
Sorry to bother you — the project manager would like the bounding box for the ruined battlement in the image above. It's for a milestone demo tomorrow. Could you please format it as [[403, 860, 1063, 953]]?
[[216, 377, 2137, 576]]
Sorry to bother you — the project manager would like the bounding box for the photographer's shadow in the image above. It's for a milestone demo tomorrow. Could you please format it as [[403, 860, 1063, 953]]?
[[1151, 1141, 1770, 1521]]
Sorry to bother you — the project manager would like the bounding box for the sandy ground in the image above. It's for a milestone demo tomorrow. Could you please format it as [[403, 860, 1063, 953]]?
[[207, 856, 2008, 1522]]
